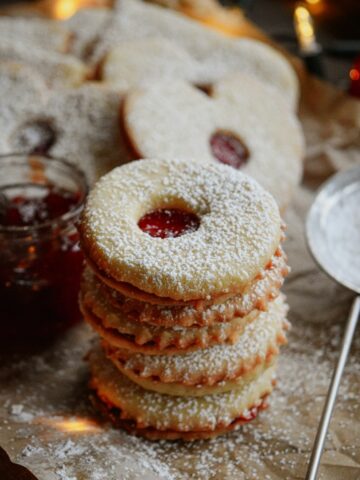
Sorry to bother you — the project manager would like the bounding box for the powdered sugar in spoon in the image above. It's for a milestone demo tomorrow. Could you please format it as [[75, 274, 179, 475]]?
[[306, 165, 360, 479]]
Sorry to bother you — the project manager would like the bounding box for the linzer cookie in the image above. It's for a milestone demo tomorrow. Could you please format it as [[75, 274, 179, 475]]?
[[80, 267, 262, 354], [122, 78, 304, 211], [104, 295, 288, 389], [83, 249, 288, 328], [79, 158, 290, 440], [0, 62, 48, 153], [0, 80, 125, 184], [93, 0, 298, 107], [89, 346, 276, 440], [0, 17, 72, 53], [0, 40, 88, 89], [101, 38, 198, 93], [80, 158, 282, 300], [65, 7, 112, 59]]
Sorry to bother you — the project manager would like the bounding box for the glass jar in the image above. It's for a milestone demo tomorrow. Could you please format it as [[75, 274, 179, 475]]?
[[0, 154, 88, 346]]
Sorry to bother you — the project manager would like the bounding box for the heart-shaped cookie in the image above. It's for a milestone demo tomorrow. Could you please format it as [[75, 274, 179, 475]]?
[[123, 76, 304, 209]]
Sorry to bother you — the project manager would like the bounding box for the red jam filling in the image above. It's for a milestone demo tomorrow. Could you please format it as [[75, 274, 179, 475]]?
[[138, 208, 200, 238], [0, 185, 83, 347], [210, 131, 249, 169]]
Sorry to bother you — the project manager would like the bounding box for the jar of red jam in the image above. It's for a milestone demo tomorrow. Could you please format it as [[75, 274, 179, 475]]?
[[0, 154, 88, 346]]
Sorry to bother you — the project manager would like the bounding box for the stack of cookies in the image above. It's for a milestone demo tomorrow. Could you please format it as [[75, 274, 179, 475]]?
[[79, 158, 290, 440]]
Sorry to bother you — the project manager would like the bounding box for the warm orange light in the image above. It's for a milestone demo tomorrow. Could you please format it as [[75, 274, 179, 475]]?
[[198, 15, 236, 36], [36, 417, 101, 434], [178, 3, 248, 38], [306, 0, 321, 5], [350, 69, 360, 81], [53, 0, 80, 19], [294, 4, 317, 52]]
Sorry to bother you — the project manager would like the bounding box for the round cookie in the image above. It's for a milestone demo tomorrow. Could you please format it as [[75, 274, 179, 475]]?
[[0, 40, 88, 89], [109, 360, 273, 397], [105, 294, 288, 387], [81, 299, 257, 355], [89, 345, 275, 439], [93, 0, 298, 107], [123, 78, 304, 210], [65, 7, 112, 59], [0, 17, 71, 53], [96, 246, 288, 327], [79, 158, 282, 301], [101, 38, 199, 92], [195, 37, 299, 109], [80, 267, 260, 353], [0, 62, 48, 154], [43, 85, 125, 182], [2, 83, 125, 184]]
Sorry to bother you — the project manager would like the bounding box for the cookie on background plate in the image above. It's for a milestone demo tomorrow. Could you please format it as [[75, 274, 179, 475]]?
[[0, 40, 88, 89], [94, 0, 299, 107], [0, 62, 48, 153], [0, 75, 125, 184], [0, 17, 72, 53], [123, 77, 304, 210], [101, 38, 199, 92], [65, 7, 112, 60]]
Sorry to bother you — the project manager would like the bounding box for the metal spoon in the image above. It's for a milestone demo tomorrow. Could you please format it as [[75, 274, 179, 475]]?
[[305, 165, 360, 480]]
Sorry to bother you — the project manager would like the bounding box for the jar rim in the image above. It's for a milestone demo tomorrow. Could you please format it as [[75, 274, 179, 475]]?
[[0, 152, 88, 233]]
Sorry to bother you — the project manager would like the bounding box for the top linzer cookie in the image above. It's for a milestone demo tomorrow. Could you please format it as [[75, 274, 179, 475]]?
[[79, 158, 282, 302]]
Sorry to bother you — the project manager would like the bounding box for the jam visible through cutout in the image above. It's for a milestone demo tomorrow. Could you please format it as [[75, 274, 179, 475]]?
[[210, 131, 249, 169], [138, 208, 200, 238]]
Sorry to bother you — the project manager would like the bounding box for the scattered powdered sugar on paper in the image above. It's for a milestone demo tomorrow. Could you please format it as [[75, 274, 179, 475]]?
[[19, 432, 173, 480], [10, 404, 34, 423]]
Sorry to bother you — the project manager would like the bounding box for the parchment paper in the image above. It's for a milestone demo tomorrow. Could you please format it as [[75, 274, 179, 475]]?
[[1, 6, 360, 480]]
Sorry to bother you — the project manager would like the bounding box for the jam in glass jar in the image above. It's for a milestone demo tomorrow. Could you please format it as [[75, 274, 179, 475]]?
[[0, 154, 88, 346]]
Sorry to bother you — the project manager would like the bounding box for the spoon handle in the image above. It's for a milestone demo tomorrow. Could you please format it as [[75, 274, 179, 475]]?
[[306, 295, 360, 480]]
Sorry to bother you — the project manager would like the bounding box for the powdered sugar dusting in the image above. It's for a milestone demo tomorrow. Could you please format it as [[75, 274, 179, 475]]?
[[0, 17, 70, 53], [99, 247, 288, 327], [0, 39, 87, 88], [0, 69, 125, 184], [1, 193, 359, 478], [81, 266, 272, 351], [111, 295, 287, 384], [81, 158, 281, 300], [90, 347, 276, 431], [90, 0, 298, 107], [124, 78, 303, 209]]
